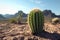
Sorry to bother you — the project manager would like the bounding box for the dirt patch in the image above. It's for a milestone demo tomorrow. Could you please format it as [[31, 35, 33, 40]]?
[[0, 23, 60, 40]]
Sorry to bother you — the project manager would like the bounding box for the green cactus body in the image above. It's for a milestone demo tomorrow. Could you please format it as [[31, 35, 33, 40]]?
[[28, 9, 44, 34]]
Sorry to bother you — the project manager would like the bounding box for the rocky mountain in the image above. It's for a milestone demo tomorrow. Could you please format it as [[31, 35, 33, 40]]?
[[55, 15, 60, 18], [0, 10, 59, 21], [43, 10, 60, 22], [43, 10, 60, 18], [3, 11, 28, 19], [3, 14, 14, 19], [14, 11, 27, 17], [0, 14, 6, 20]]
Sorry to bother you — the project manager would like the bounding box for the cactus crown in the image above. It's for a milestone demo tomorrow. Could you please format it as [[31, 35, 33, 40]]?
[[31, 9, 41, 12]]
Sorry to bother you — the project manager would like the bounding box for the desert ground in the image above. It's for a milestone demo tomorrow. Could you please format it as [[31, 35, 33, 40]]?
[[0, 22, 60, 40]]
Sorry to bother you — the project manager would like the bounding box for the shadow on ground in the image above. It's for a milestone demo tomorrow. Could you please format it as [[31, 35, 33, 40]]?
[[33, 30, 60, 40]]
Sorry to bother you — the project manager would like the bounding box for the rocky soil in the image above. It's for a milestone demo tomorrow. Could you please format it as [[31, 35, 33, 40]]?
[[0, 23, 60, 40]]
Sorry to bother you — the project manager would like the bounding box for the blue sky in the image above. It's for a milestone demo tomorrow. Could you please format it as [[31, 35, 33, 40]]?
[[0, 0, 60, 15]]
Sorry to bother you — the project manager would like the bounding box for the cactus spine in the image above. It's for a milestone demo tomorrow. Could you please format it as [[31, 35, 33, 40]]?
[[28, 9, 44, 34]]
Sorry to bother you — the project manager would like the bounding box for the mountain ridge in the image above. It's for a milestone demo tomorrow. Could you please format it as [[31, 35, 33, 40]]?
[[0, 10, 60, 20]]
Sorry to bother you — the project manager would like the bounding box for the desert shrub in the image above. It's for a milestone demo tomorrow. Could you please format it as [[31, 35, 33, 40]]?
[[52, 18, 60, 24], [9, 18, 17, 24], [28, 8, 44, 34]]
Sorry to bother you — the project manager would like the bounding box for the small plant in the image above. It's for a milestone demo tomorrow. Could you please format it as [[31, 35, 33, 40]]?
[[9, 18, 17, 24], [28, 9, 44, 34], [17, 11, 23, 24], [52, 18, 60, 24]]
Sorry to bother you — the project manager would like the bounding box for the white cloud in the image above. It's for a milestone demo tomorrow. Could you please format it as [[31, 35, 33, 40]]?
[[29, 0, 45, 6], [0, 2, 26, 14], [0, 4, 30, 14], [30, 0, 42, 4]]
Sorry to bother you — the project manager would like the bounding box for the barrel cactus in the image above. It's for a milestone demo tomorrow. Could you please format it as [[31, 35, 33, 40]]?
[[52, 18, 60, 24], [28, 9, 44, 34]]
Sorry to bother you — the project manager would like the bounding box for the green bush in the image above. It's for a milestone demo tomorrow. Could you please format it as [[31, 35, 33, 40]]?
[[28, 9, 44, 34], [9, 18, 17, 24]]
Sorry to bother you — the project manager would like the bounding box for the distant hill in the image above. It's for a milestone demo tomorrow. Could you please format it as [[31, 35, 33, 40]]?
[[43, 10, 60, 22], [14, 11, 27, 17], [55, 15, 60, 18], [0, 14, 6, 20], [0, 10, 59, 21], [2, 11, 28, 20], [3, 14, 14, 19], [43, 10, 60, 18]]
